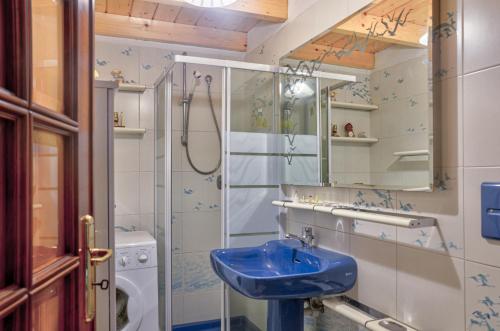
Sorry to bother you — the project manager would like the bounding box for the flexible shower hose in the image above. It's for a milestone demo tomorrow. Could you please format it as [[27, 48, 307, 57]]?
[[184, 75, 222, 175]]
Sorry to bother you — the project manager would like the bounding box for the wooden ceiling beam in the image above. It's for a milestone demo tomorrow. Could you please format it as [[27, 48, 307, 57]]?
[[288, 43, 375, 70], [95, 12, 247, 51], [154, 0, 288, 23], [334, 14, 427, 48]]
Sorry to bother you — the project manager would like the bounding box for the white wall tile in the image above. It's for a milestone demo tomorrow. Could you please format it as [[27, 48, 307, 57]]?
[[464, 0, 500, 74], [312, 226, 350, 254], [182, 211, 221, 253], [181, 131, 221, 173], [139, 213, 155, 236], [437, 0, 462, 80], [172, 172, 183, 213], [172, 294, 184, 325], [397, 246, 465, 331], [439, 77, 463, 168], [183, 252, 221, 292], [114, 138, 140, 172], [349, 189, 397, 241], [139, 88, 155, 130], [172, 131, 183, 172], [350, 235, 397, 317], [464, 66, 500, 167], [464, 167, 500, 266], [139, 47, 168, 87], [140, 172, 154, 214], [139, 129, 154, 172], [114, 91, 140, 128], [172, 213, 183, 254], [314, 212, 351, 233], [465, 261, 500, 331], [115, 214, 140, 231], [397, 168, 464, 257], [229, 233, 277, 248], [95, 42, 140, 82], [182, 290, 221, 324], [228, 188, 279, 234], [114, 172, 140, 216]]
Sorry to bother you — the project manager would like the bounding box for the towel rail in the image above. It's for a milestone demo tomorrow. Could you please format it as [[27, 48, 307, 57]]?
[[272, 200, 435, 228]]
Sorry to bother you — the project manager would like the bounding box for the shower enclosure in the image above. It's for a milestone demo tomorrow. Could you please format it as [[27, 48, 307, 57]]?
[[154, 55, 352, 331]]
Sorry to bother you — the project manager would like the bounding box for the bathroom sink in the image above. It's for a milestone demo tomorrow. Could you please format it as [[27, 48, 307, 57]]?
[[210, 239, 356, 300], [210, 239, 357, 331]]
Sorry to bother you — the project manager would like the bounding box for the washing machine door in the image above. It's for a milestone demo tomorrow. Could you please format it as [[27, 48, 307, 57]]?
[[116, 274, 144, 331]]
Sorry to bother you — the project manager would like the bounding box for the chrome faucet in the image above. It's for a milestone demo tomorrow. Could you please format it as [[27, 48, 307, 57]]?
[[286, 226, 314, 247]]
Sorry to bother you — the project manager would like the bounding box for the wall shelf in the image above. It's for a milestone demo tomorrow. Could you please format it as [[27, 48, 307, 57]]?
[[118, 83, 147, 93], [331, 137, 378, 144], [114, 127, 146, 136], [331, 101, 378, 111], [393, 150, 429, 157], [272, 200, 435, 228]]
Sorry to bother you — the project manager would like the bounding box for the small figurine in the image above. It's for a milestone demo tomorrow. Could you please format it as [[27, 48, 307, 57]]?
[[331, 124, 340, 137], [344, 122, 355, 137], [111, 69, 125, 83], [114, 112, 125, 127], [330, 90, 337, 102], [113, 112, 120, 127]]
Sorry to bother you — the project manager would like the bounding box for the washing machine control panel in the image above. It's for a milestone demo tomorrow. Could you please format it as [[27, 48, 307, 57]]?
[[115, 245, 157, 271]]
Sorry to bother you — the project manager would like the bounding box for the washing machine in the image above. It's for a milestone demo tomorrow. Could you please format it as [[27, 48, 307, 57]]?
[[115, 231, 159, 331]]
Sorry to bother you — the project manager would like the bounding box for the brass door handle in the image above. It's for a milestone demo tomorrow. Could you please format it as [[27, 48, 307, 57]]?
[[82, 215, 113, 322], [90, 248, 113, 265]]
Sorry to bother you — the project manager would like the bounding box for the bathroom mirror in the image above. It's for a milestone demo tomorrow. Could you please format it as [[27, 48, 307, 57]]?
[[280, 74, 320, 186], [282, 0, 436, 191]]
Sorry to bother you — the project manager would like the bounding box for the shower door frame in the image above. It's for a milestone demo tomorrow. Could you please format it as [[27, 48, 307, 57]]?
[[154, 67, 174, 331], [155, 56, 356, 331]]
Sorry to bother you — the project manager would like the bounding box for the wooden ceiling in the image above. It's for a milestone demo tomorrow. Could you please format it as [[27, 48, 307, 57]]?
[[288, 0, 431, 69], [94, 0, 288, 52]]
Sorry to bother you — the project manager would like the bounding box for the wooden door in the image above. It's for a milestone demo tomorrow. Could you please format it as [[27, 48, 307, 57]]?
[[0, 0, 96, 330]]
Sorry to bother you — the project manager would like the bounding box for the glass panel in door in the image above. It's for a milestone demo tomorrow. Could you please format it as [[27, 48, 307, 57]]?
[[226, 68, 280, 331], [31, 0, 65, 113], [32, 129, 65, 272]]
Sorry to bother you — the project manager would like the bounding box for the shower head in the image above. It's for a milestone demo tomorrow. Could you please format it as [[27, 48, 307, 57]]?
[[188, 71, 203, 100], [205, 75, 213, 85], [193, 70, 202, 80]]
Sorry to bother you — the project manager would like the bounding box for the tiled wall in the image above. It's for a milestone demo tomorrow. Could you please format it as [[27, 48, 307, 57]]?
[[284, 0, 500, 330], [95, 40, 160, 234]]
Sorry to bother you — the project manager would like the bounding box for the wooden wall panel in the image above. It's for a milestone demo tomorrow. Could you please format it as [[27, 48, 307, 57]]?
[[174, 7, 204, 25], [131, 0, 159, 19], [153, 3, 181, 22], [107, 0, 132, 16]]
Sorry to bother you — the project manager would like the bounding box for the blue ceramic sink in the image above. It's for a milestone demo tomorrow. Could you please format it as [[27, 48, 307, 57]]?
[[210, 240, 357, 331]]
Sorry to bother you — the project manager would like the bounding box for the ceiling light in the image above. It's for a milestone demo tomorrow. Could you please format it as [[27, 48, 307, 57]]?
[[284, 81, 315, 98], [183, 0, 238, 7]]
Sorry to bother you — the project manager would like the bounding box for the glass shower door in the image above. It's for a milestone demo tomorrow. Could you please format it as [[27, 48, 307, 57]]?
[[155, 73, 170, 331], [224, 68, 280, 331]]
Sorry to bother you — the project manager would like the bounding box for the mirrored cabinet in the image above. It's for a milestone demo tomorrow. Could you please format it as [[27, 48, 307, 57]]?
[[281, 0, 436, 192]]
